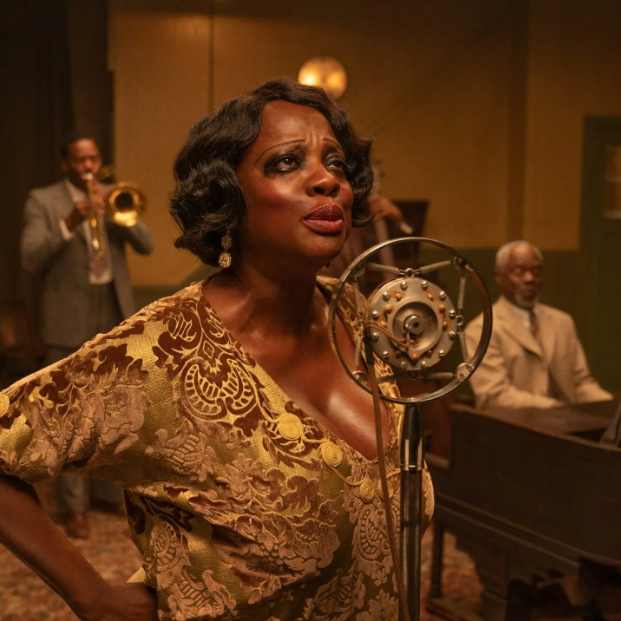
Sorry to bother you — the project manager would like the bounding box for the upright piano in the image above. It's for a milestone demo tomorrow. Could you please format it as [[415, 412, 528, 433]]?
[[425, 399, 621, 621]]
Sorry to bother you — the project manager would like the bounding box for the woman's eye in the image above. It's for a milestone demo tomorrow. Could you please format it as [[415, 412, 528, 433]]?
[[270, 154, 299, 172], [327, 155, 347, 171]]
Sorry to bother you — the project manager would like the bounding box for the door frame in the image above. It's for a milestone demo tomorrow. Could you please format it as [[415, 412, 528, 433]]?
[[579, 116, 621, 388]]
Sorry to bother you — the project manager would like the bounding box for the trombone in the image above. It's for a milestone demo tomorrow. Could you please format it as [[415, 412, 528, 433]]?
[[83, 167, 146, 262]]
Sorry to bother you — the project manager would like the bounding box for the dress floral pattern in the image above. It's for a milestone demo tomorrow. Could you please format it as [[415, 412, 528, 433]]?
[[0, 279, 433, 621]]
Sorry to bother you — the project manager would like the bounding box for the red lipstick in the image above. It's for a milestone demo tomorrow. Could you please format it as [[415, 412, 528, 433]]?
[[303, 204, 344, 234]]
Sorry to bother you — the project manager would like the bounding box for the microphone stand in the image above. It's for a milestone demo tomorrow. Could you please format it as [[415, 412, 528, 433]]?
[[330, 237, 494, 621], [400, 404, 424, 621]]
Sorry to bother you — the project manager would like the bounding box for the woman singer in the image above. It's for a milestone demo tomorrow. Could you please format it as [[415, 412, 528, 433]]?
[[0, 78, 433, 621]]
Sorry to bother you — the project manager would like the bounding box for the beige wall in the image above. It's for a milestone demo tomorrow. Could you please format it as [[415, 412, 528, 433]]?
[[371, 19, 514, 249], [109, 0, 621, 287], [524, 0, 621, 250], [109, 0, 212, 286]]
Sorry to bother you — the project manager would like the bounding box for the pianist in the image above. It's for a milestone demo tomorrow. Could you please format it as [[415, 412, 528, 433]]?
[[465, 240, 612, 409]]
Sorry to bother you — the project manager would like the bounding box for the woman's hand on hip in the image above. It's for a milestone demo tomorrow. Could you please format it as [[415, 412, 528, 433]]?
[[75, 582, 158, 621], [0, 476, 157, 621]]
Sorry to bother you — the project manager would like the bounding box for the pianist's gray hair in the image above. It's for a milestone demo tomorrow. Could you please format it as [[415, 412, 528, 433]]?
[[495, 240, 543, 273]]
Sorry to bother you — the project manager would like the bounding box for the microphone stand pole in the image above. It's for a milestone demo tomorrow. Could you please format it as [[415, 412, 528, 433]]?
[[400, 403, 424, 621]]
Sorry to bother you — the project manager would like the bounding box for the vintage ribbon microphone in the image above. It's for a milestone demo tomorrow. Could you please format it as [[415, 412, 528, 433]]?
[[328, 237, 493, 621]]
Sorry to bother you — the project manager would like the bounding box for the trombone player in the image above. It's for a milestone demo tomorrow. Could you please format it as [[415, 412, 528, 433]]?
[[20, 132, 153, 539]]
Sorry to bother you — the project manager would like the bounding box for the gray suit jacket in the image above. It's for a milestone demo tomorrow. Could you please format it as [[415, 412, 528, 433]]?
[[465, 296, 612, 409], [20, 180, 153, 348]]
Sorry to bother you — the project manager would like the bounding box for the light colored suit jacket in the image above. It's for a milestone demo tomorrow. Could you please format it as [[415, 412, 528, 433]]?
[[20, 180, 153, 348], [465, 296, 612, 409]]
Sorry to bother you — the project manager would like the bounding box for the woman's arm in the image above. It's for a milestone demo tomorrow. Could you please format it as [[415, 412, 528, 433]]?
[[0, 474, 157, 621]]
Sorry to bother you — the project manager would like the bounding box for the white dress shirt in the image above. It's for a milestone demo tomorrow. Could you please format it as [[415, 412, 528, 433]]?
[[60, 179, 113, 285], [504, 297, 538, 333]]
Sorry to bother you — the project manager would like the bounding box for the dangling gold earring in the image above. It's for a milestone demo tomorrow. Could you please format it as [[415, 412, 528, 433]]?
[[218, 231, 233, 268]]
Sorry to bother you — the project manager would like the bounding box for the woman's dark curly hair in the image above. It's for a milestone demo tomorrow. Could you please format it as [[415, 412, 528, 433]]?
[[170, 77, 374, 266]]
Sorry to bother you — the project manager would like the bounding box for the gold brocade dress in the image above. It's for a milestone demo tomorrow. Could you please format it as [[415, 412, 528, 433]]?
[[0, 279, 434, 621]]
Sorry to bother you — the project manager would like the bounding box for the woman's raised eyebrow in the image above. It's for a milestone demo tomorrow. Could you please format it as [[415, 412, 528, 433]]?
[[255, 139, 304, 164], [254, 137, 342, 164]]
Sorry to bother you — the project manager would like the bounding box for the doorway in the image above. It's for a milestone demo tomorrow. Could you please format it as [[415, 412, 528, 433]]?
[[580, 117, 621, 393]]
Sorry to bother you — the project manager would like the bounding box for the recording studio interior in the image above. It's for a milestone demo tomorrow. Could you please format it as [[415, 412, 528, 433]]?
[[1, 1, 620, 621]]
